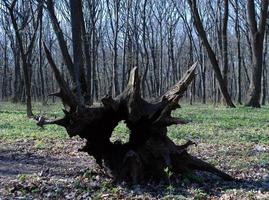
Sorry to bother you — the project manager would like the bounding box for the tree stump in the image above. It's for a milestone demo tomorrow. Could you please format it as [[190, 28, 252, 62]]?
[[37, 49, 233, 184]]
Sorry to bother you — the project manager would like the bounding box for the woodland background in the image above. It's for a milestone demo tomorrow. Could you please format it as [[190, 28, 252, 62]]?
[[0, 0, 268, 110], [0, 1, 269, 199]]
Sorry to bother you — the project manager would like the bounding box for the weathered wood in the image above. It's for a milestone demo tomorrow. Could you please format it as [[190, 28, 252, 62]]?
[[43, 43, 78, 111], [37, 57, 233, 184]]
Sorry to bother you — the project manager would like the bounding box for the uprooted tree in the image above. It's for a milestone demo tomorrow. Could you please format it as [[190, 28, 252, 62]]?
[[37, 44, 233, 184]]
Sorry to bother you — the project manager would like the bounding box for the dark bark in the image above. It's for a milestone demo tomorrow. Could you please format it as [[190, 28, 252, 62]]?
[[187, 0, 235, 108], [39, 6, 45, 103], [80, 2, 92, 105], [141, 0, 149, 97], [106, 0, 121, 96], [222, 0, 229, 90], [262, 30, 268, 105], [6, 0, 41, 117], [2, 34, 8, 100], [245, 0, 269, 107], [70, 0, 84, 104], [89, 0, 99, 101], [37, 55, 233, 184], [234, 0, 242, 104], [46, 0, 75, 84], [122, 0, 132, 91], [12, 39, 21, 102]]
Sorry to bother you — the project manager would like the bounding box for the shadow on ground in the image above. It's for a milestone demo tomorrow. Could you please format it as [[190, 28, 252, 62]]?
[[0, 140, 268, 199]]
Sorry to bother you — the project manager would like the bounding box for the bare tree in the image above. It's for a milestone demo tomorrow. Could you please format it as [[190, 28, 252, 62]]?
[[46, 0, 75, 84], [1, 0, 269, 107], [187, 0, 235, 107], [4, 0, 42, 117], [106, 0, 121, 96], [222, 0, 229, 90], [245, 0, 269, 107], [69, 0, 84, 104]]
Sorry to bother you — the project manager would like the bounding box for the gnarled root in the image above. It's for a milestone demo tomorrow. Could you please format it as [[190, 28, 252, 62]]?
[[37, 54, 233, 185]]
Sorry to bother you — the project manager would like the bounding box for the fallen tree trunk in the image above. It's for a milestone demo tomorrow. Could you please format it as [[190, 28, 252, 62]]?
[[37, 48, 233, 184]]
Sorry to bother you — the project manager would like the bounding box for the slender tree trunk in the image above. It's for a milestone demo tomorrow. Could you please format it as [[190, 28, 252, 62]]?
[[188, 32, 194, 105], [91, 0, 99, 101], [2, 34, 8, 100], [47, 0, 75, 84], [80, 4, 92, 104], [141, 0, 149, 98], [234, 0, 242, 104], [39, 6, 45, 103], [159, 21, 163, 95], [107, 0, 121, 96], [187, 0, 235, 107], [222, 0, 229, 100], [70, 0, 84, 104], [8, 5, 34, 117], [11, 38, 21, 102], [245, 0, 269, 107], [262, 30, 268, 105], [199, 43, 206, 104]]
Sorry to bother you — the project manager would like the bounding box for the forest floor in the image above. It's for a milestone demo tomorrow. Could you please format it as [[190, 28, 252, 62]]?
[[0, 102, 268, 199]]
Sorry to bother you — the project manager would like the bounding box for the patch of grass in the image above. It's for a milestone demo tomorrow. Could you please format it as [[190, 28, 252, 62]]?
[[258, 153, 269, 167], [1, 102, 268, 166], [169, 103, 269, 146], [111, 121, 129, 143], [168, 103, 269, 172], [1, 102, 269, 199], [0, 102, 67, 141], [34, 139, 47, 150], [2, 102, 268, 145]]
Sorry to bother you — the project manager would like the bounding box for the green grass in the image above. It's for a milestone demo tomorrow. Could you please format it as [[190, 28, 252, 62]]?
[[0, 102, 67, 141], [1, 102, 268, 198], [0, 102, 268, 169], [1, 102, 269, 145], [170, 104, 269, 145]]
